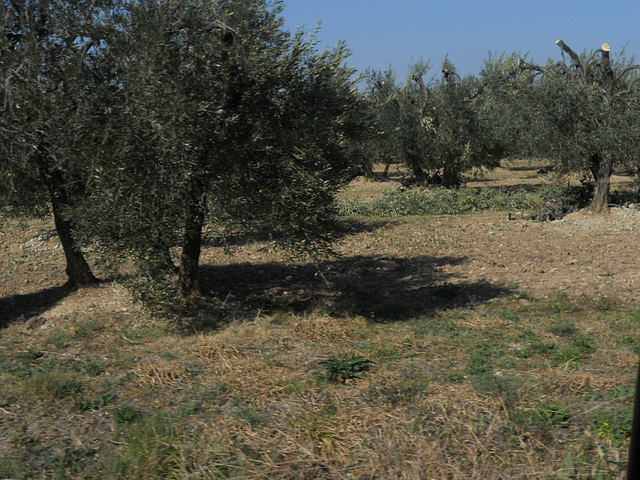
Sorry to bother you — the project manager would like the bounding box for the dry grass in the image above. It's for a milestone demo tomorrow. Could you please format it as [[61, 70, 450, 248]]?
[[0, 290, 637, 479]]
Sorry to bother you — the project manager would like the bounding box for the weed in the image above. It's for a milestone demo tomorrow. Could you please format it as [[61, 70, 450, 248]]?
[[81, 359, 106, 376], [73, 318, 103, 339], [528, 403, 571, 429], [18, 347, 44, 362], [162, 352, 177, 360], [549, 346, 582, 366], [46, 331, 69, 350], [52, 447, 97, 477], [447, 372, 465, 383], [316, 353, 375, 383], [179, 401, 201, 415], [113, 404, 143, 425], [548, 322, 577, 337], [467, 341, 500, 375], [471, 373, 523, 408], [338, 184, 566, 217], [48, 378, 83, 399], [228, 406, 266, 427], [104, 413, 182, 478], [572, 334, 597, 354], [75, 393, 115, 412], [589, 407, 633, 447]]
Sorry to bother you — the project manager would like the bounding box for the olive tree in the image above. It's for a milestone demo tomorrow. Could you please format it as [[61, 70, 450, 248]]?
[[73, 0, 367, 298], [518, 40, 640, 211], [0, 0, 117, 287]]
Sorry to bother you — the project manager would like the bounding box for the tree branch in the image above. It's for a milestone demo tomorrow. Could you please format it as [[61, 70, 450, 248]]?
[[517, 57, 545, 75], [615, 64, 640, 83], [555, 39, 588, 85]]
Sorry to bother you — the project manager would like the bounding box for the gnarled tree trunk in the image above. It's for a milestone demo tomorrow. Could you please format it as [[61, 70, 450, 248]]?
[[588, 152, 612, 213], [37, 150, 98, 288]]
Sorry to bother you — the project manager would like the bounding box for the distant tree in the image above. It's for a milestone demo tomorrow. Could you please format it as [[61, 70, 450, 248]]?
[[365, 68, 404, 177], [73, 0, 367, 298], [367, 59, 504, 187], [425, 59, 504, 187], [0, 0, 116, 287], [518, 40, 640, 212]]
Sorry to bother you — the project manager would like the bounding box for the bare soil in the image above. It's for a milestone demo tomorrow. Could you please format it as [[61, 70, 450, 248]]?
[[2, 160, 639, 325]]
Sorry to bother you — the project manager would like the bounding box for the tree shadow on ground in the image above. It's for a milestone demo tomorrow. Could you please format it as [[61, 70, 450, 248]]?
[[0, 284, 72, 328], [197, 253, 512, 325]]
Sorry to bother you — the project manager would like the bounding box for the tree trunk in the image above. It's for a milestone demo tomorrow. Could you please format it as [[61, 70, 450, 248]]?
[[37, 151, 98, 288], [442, 165, 461, 188], [382, 160, 391, 178], [589, 152, 612, 213], [178, 179, 206, 298], [628, 357, 640, 479], [407, 155, 427, 186]]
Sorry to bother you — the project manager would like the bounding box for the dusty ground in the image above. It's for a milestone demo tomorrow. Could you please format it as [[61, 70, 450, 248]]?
[[1, 160, 639, 325]]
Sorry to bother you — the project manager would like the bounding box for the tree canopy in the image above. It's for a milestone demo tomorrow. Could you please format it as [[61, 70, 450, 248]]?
[[1, 0, 367, 297]]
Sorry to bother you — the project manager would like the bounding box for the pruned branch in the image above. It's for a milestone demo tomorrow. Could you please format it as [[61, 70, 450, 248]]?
[[555, 39, 582, 68]]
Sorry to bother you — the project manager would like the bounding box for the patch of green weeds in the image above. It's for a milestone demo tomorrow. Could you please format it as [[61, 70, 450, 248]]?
[[548, 322, 577, 337], [595, 297, 617, 312], [571, 334, 597, 354], [589, 407, 633, 447], [162, 352, 177, 360], [229, 406, 267, 428], [81, 359, 106, 376], [113, 404, 143, 425], [414, 316, 463, 337], [51, 447, 98, 477], [282, 379, 310, 396], [18, 347, 44, 362], [24, 372, 83, 400], [548, 292, 573, 314], [184, 360, 204, 375], [372, 366, 430, 406], [528, 403, 571, 429], [338, 184, 565, 217], [45, 331, 69, 350], [105, 413, 182, 478], [547, 334, 596, 366], [75, 392, 116, 412], [47, 377, 83, 399], [495, 309, 519, 322], [467, 342, 501, 375], [179, 401, 202, 415], [73, 318, 103, 339], [447, 373, 465, 383], [548, 346, 582, 366], [471, 373, 523, 408], [316, 353, 375, 383]]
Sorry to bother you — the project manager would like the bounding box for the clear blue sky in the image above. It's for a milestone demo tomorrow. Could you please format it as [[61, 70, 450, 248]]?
[[282, 0, 640, 82]]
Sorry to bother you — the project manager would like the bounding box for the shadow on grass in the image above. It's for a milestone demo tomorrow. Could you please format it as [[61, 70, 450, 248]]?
[[0, 284, 72, 328], [197, 253, 512, 324]]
